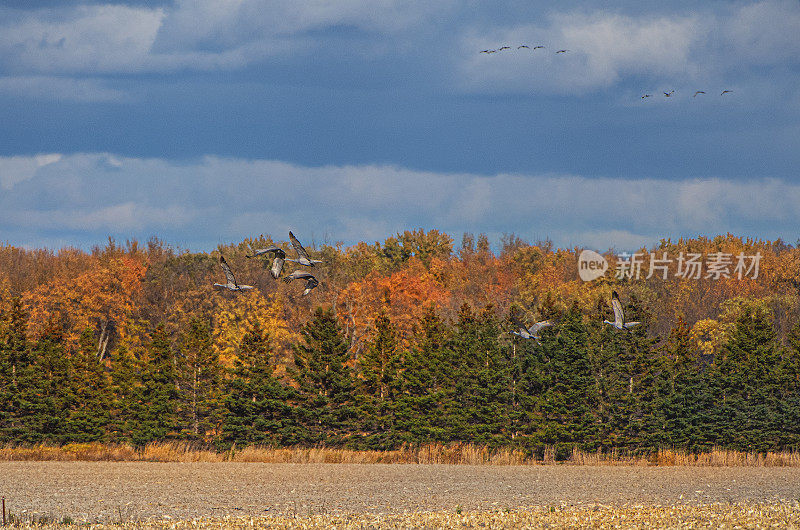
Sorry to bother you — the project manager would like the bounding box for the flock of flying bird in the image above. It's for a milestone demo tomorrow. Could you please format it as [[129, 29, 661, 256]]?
[[511, 291, 640, 344], [480, 44, 570, 55], [642, 89, 734, 99], [214, 231, 322, 296], [479, 44, 734, 101], [216, 233, 640, 339]]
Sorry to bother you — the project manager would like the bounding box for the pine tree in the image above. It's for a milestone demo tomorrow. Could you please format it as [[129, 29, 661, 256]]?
[[591, 294, 655, 451], [394, 304, 450, 444], [445, 304, 511, 446], [291, 307, 356, 444], [29, 324, 72, 444], [0, 300, 51, 444], [177, 318, 223, 441], [715, 305, 783, 451], [539, 307, 597, 456], [648, 317, 716, 452], [222, 322, 296, 447], [129, 324, 178, 445], [67, 328, 111, 442], [108, 344, 141, 444], [779, 323, 800, 448], [357, 311, 402, 448]]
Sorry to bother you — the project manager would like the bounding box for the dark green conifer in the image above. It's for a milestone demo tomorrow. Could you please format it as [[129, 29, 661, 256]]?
[[222, 322, 296, 447], [291, 307, 356, 444]]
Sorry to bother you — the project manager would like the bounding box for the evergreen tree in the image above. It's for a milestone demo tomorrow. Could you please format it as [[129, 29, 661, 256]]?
[[29, 324, 72, 444], [779, 323, 800, 448], [222, 322, 296, 447], [0, 300, 44, 443], [591, 294, 655, 451], [512, 321, 554, 444], [445, 304, 511, 446], [648, 317, 716, 452], [67, 328, 111, 442], [357, 311, 402, 448], [129, 324, 178, 445], [177, 318, 223, 441], [539, 307, 597, 456], [108, 344, 142, 444], [291, 307, 356, 444], [394, 304, 451, 443], [715, 306, 783, 451]]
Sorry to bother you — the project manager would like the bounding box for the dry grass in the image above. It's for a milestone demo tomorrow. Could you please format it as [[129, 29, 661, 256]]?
[[1, 442, 799, 466], [5, 504, 800, 528]]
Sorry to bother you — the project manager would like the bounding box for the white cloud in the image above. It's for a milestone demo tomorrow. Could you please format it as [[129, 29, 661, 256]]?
[[724, 0, 800, 65], [0, 153, 61, 190], [1, 152, 799, 251], [0, 1, 454, 76], [0, 5, 165, 74]]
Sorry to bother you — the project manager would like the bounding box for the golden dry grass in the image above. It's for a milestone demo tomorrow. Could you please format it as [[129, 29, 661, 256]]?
[[1, 442, 799, 467], [6, 504, 800, 528]]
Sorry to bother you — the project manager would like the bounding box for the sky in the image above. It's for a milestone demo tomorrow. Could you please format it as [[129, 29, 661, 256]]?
[[1, 0, 799, 252]]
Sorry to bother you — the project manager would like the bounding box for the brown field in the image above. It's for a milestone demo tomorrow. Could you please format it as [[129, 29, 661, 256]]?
[[2, 462, 800, 528]]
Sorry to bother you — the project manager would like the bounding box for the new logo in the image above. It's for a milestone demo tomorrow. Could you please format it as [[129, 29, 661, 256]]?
[[578, 249, 608, 281]]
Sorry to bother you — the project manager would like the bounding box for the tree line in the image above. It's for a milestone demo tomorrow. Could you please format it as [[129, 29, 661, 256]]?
[[2, 289, 800, 456]]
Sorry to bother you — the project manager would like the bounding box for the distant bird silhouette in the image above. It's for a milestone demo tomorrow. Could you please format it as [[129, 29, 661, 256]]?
[[533, 45, 545, 50], [641, 94, 652, 98], [604, 291, 641, 331], [480, 49, 492, 54], [555, 49, 569, 53], [664, 90, 674, 97], [283, 270, 319, 296], [510, 313, 552, 343], [518, 45, 529, 49], [246, 246, 286, 279], [721, 90, 733, 95], [693, 91, 706, 97], [498, 46, 511, 51], [214, 256, 253, 292], [287, 231, 323, 267]]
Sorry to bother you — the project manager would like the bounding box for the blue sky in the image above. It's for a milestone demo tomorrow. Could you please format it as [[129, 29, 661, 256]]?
[[1, 0, 799, 251]]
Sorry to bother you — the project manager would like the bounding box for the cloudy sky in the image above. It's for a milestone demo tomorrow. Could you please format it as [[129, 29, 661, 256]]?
[[1, 0, 799, 251]]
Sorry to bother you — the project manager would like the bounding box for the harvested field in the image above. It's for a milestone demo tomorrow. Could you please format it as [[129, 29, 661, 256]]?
[[1, 462, 800, 526]]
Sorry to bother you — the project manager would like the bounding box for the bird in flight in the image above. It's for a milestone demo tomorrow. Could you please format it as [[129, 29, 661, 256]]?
[[283, 270, 319, 296], [555, 49, 569, 53], [604, 291, 641, 331], [510, 313, 552, 343], [479, 49, 493, 54], [498, 46, 511, 51], [214, 256, 253, 292], [721, 90, 733, 95], [693, 91, 706, 97], [664, 90, 674, 97], [533, 45, 545, 50], [518, 45, 529, 49], [641, 94, 652, 98], [246, 245, 286, 279], [287, 231, 323, 267]]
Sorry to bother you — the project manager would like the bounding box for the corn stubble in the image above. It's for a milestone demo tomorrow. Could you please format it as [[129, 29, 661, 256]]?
[[6, 504, 800, 529]]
